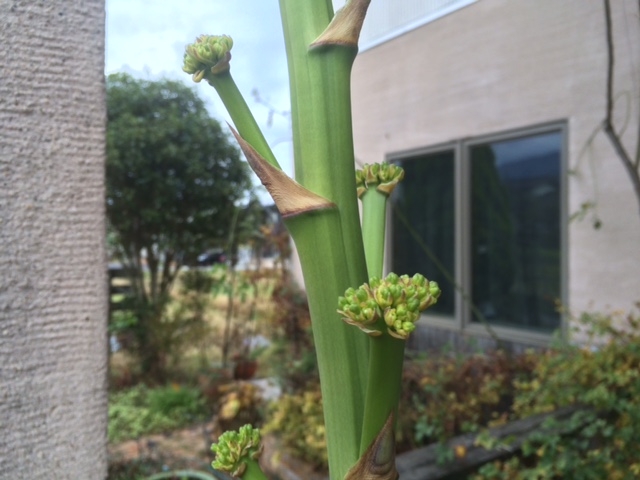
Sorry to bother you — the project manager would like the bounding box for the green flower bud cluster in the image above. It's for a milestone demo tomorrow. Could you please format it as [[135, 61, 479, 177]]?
[[211, 424, 262, 477], [338, 272, 440, 340], [355, 162, 405, 197], [183, 34, 234, 83]]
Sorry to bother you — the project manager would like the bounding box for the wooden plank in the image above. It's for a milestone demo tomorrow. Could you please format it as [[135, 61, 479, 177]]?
[[396, 406, 581, 480]]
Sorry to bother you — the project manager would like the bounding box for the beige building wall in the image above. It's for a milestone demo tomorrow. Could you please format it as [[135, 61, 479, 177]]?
[[350, 0, 640, 341], [0, 1, 108, 478]]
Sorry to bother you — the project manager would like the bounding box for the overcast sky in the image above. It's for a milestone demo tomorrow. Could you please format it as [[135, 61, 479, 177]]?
[[105, 0, 296, 182]]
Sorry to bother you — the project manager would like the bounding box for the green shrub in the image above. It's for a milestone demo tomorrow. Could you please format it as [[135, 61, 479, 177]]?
[[147, 384, 207, 418], [474, 308, 640, 479], [408, 350, 537, 448], [260, 351, 538, 469], [263, 386, 328, 470], [179, 269, 216, 293], [108, 384, 208, 443]]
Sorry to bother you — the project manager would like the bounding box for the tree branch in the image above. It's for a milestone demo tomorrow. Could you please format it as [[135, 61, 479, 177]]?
[[602, 0, 640, 217], [159, 250, 180, 301]]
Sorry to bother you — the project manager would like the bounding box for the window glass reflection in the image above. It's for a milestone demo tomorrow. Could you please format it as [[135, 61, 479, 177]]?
[[470, 132, 562, 332], [392, 151, 456, 317]]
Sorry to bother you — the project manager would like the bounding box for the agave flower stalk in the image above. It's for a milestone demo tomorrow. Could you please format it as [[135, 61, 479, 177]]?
[[183, 4, 370, 476], [181, 2, 445, 478], [356, 163, 405, 277], [273, 2, 375, 475], [338, 272, 441, 465]]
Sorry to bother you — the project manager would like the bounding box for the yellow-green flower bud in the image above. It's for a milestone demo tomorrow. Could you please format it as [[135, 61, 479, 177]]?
[[429, 281, 441, 299], [374, 286, 393, 309], [405, 285, 417, 299], [389, 284, 403, 302], [211, 424, 262, 477], [412, 273, 426, 287], [364, 163, 380, 185], [355, 168, 367, 198], [355, 163, 405, 198], [183, 34, 234, 83], [376, 163, 405, 194], [407, 298, 420, 312], [388, 320, 416, 340], [337, 282, 382, 334], [356, 286, 369, 303], [383, 308, 396, 327], [362, 307, 377, 323]]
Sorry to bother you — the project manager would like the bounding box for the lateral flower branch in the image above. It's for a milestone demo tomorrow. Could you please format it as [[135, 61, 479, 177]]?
[[183, 13, 371, 475], [338, 273, 441, 340], [356, 162, 405, 278], [183, 34, 280, 169]]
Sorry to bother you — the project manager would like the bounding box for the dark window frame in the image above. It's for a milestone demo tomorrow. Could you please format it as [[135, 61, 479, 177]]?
[[386, 121, 568, 345]]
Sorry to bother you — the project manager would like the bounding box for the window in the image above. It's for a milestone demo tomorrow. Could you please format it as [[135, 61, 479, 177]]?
[[390, 124, 565, 341], [392, 150, 455, 316]]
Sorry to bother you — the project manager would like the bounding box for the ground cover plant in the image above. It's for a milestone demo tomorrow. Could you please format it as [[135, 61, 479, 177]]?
[[108, 384, 209, 444], [108, 384, 211, 442], [473, 307, 640, 480]]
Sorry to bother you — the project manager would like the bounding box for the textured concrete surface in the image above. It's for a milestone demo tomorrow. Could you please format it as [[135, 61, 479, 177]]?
[[351, 0, 640, 338], [0, 1, 108, 478]]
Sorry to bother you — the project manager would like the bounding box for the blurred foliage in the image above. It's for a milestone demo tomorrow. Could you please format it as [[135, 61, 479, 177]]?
[[263, 385, 328, 470], [215, 382, 265, 434], [108, 456, 171, 480], [407, 350, 538, 450], [108, 384, 209, 443], [249, 272, 327, 470], [259, 275, 317, 391], [180, 269, 217, 293], [260, 349, 538, 471], [474, 307, 640, 479], [161, 270, 220, 372], [106, 72, 252, 380]]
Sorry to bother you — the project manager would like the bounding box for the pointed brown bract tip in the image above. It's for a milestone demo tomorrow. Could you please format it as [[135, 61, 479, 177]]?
[[228, 126, 336, 218], [344, 412, 398, 480], [310, 0, 371, 48]]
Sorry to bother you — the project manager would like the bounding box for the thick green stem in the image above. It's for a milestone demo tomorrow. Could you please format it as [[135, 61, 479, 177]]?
[[360, 189, 388, 278], [279, 0, 368, 288], [207, 72, 280, 169], [360, 335, 405, 456], [278, 2, 370, 478], [285, 210, 367, 479]]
